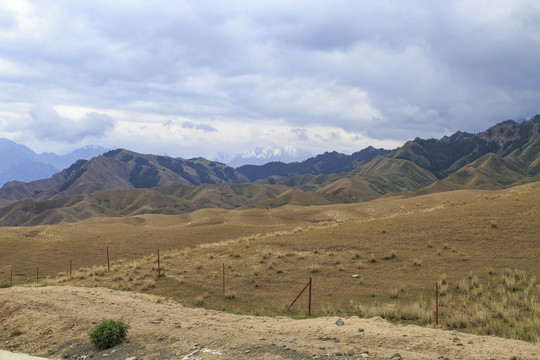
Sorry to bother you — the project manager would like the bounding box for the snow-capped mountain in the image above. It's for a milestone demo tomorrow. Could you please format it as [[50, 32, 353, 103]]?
[[214, 146, 312, 167], [0, 139, 109, 185]]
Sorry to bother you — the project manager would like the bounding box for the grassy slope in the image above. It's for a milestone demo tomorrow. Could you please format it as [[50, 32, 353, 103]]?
[[417, 153, 531, 194], [1, 183, 538, 341]]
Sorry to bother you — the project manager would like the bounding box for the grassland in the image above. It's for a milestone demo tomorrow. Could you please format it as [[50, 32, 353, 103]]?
[[1, 183, 538, 342]]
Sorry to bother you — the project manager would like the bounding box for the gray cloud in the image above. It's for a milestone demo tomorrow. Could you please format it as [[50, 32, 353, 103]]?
[[181, 121, 216, 132], [0, 0, 539, 153], [195, 124, 217, 132], [28, 104, 115, 143], [293, 128, 308, 141], [181, 121, 195, 129]]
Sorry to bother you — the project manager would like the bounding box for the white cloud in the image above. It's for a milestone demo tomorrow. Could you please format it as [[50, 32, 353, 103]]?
[[28, 104, 115, 143], [0, 0, 538, 156]]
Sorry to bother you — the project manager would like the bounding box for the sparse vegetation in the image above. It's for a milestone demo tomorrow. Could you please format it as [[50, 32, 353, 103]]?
[[89, 318, 130, 349], [0, 282, 12, 288], [10, 329, 23, 337], [382, 250, 397, 260], [1, 184, 539, 343]]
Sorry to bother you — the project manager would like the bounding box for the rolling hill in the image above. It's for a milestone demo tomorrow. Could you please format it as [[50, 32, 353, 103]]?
[[0, 115, 538, 226], [0, 149, 249, 206]]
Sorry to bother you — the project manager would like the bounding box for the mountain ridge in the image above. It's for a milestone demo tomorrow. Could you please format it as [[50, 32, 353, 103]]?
[[0, 139, 108, 185], [0, 115, 538, 226]]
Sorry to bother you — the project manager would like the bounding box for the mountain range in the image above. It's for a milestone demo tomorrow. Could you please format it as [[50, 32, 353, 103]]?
[[213, 146, 312, 167], [0, 115, 538, 226], [0, 139, 108, 186]]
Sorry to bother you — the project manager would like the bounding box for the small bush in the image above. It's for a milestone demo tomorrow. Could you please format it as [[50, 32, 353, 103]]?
[[0, 282, 12, 288], [10, 329, 22, 337], [89, 318, 130, 349], [382, 251, 397, 260], [224, 291, 236, 299]]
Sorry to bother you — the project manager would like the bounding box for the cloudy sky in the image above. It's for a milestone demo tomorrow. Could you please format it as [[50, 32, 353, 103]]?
[[0, 0, 538, 160]]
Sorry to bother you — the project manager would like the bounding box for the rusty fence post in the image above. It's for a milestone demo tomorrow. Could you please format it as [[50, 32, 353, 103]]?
[[222, 263, 225, 296], [157, 249, 161, 278], [36, 267, 39, 284], [308, 277, 312, 316], [70, 259, 72, 277], [436, 282, 439, 326], [107, 246, 110, 272], [10, 268, 13, 285], [288, 278, 312, 315]]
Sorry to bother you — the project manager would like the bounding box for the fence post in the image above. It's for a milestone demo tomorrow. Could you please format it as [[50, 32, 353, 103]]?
[[436, 282, 439, 326], [157, 249, 161, 278], [10, 268, 13, 285], [36, 267, 39, 284], [308, 277, 312, 316], [107, 246, 110, 272], [70, 259, 72, 277], [288, 278, 312, 313], [222, 263, 225, 296]]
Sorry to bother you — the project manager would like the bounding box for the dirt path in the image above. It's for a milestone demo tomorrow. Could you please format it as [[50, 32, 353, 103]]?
[[0, 286, 537, 359]]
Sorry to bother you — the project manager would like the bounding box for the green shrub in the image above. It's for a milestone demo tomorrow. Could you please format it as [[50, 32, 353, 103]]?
[[0, 283, 12, 288], [10, 329, 22, 337], [89, 318, 130, 349]]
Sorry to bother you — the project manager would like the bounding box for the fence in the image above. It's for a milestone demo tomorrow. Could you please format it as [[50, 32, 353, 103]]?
[[1, 247, 441, 320]]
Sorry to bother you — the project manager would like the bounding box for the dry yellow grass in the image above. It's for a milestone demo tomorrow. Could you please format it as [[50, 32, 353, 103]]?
[[1, 183, 539, 341]]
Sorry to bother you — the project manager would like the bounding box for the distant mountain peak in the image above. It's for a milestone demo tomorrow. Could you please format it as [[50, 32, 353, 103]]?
[[215, 146, 313, 167]]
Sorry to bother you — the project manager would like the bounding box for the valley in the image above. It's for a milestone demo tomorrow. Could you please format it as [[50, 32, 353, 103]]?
[[1, 184, 538, 350], [0, 117, 539, 359]]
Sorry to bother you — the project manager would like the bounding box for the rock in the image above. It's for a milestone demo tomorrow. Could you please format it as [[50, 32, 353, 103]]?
[[333, 350, 342, 356], [150, 321, 161, 324], [336, 318, 345, 326], [334, 338, 340, 343], [450, 330, 459, 335], [358, 328, 364, 332], [509, 357, 518, 360], [352, 274, 360, 278], [348, 349, 355, 356], [125, 358, 137, 360], [361, 353, 369, 358], [392, 353, 402, 359], [245, 350, 251, 354]]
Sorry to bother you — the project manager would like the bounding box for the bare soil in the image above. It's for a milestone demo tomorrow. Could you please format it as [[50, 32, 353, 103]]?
[[1, 286, 538, 360]]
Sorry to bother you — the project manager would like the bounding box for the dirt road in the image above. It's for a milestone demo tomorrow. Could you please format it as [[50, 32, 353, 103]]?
[[0, 286, 537, 359]]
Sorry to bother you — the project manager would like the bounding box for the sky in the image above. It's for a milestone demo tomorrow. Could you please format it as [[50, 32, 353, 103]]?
[[0, 0, 539, 160]]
